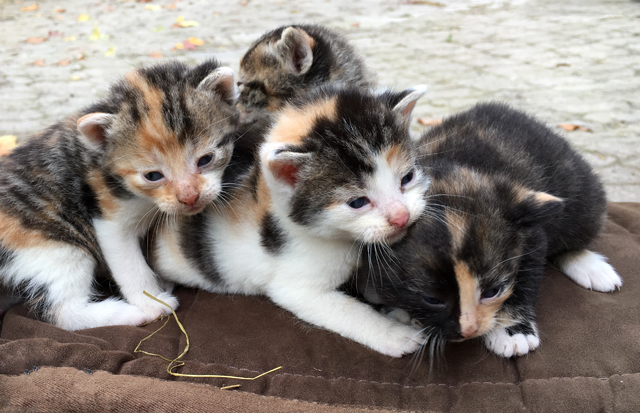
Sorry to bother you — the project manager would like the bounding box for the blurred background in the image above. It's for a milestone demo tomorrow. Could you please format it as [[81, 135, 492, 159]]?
[[0, 0, 638, 201]]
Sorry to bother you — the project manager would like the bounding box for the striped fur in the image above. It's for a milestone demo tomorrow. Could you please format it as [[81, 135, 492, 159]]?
[[151, 86, 432, 358], [0, 59, 239, 330], [237, 24, 374, 131], [357, 103, 622, 358]]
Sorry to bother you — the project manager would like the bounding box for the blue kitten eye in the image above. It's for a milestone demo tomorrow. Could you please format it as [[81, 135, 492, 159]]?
[[401, 170, 414, 187], [144, 171, 164, 182], [348, 197, 370, 209], [481, 286, 502, 300], [421, 294, 444, 307], [197, 154, 214, 168]]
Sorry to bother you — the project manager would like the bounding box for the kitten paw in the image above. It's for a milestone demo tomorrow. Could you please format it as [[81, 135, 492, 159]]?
[[557, 250, 622, 292], [135, 291, 180, 321], [373, 323, 425, 358], [483, 328, 540, 358]]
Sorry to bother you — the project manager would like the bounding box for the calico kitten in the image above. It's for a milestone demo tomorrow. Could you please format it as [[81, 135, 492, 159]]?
[[357, 103, 622, 358], [237, 24, 374, 130], [151, 85, 431, 357], [0, 59, 239, 330]]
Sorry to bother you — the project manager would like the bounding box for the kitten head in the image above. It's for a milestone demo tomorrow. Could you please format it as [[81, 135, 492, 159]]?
[[261, 85, 429, 244], [359, 167, 564, 341], [237, 25, 371, 128], [77, 60, 239, 216]]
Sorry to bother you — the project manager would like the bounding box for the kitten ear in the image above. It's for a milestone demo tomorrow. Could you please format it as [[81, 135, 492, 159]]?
[[197, 67, 239, 103], [275, 27, 314, 75], [265, 148, 312, 187], [392, 85, 428, 118], [508, 188, 565, 227], [77, 113, 116, 150]]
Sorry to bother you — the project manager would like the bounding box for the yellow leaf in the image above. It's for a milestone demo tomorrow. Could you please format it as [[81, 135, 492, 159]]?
[[175, 42, 184, 50], [104, 45, 115, 56], [21, 4, 39, 12], [0, 135, 18, 157], [63, 35, 77, 42], [90, 24, 107, 40], [174, 16, 199, 27], [187, 37, 204, 46], [77, 14, 90, 22], [145, 5, 161, 10], [70, 75, 83, 81]]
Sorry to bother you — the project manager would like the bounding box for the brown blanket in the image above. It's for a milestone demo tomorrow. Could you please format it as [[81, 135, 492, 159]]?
[[1, 203, 639, 412]]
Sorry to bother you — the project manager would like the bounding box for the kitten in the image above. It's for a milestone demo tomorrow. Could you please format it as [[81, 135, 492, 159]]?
[[150, 85, 431, 357], [0, 59, 239, 330], [237, 24, 374, 130], [356, 103, 622, 358]]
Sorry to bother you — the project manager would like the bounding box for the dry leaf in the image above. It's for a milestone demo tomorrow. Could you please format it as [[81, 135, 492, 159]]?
[[405, 0, 445, 5], [90, 24, 107, 40], [557, 123, 593, 132], [182, 39, 197, 50], [162, 3, 177, 9], [173, 16, 199, 27], [63, 35, 77, 42], [351, 22, 360, 27], [77, 14, 90, 22], [145, 5, 161, 10], [417, 117, 443, 126], [55, 7, 66, 13], [21, 3, 38, 12], [174, 42, 184, 50], [57, 59, 71, 66], [0, 135, 18, 157], [556, 63, 571, 67], [32, 59, 46, 67], [187, 37, 204, 46], [150, 51, 163, 58], [26, 36, 47, 44], [48, 30, 63, 37], [104, 45, 115, 56]]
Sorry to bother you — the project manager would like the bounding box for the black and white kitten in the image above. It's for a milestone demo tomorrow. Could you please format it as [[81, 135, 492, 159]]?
[[357, 103, 622, 357]]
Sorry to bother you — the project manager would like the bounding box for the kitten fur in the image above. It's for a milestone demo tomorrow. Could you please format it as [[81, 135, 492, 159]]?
[[237, 24, 374, 130], [0, 59, 239, 330], [151, 86, 431, 357], [357, 103, 622, 358]]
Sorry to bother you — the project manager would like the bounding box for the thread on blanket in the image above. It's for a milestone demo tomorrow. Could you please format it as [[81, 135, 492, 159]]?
[[134, 291, 282, 388]]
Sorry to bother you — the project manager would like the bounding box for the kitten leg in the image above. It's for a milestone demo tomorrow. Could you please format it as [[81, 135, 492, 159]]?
[[483, 321, 540, 358], [94, 219, 179, 320], [268, 286, 424, 358], [555, 249, 622, 292], [3, 244, 147, 330]]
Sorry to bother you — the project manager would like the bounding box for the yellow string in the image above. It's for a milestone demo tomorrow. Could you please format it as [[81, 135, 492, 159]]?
[[134, 291, 283, 384]]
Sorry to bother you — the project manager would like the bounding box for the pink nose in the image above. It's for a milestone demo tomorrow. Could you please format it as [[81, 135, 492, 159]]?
[[389, 210, 410, 229], [461, 326, 479, 339], [178, 188, 199, 207]]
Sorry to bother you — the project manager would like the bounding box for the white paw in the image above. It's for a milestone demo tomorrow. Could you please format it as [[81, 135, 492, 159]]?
[[483, 328, 540, 358], [133, 291, 180, 321], [56, 298, 148, 330], [558, 250, 622, 292], [372, 323, 425, 358]]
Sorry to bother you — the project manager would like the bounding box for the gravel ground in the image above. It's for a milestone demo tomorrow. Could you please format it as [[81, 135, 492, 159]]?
[[1, 0, 638, 200]]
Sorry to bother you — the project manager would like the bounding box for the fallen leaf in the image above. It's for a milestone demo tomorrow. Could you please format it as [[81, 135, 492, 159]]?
[[145, 5, 161, 10], [174, 42, 184, 50], [0, 135, 18, 157], [26, 36, 47, 44], [213, 11, 220, 16], [173, 16, 199, 27], [417, 117, 443, 126], [77, 13, 90, 22], [150, 51, 163, 58], [405, 0, 445, 5], [151, 26, 165, 32], [162, 4, 177, 9], [557, 123, 593, 132], [55, 7, 66, 13], [70, 75, 83, 81], [90, 24, 107, 40], [183, 39, 197, 50], [48, 30, 63, 37], [32, 59, 46, 67], [57, 59, 71, 66], [555, 63, 571, 67], [187, 36, 204, 46], [63, 35, 77, 42], [21, 3, 38, 12], [104, 45, 115, 56], [445, 33, 453, 42], [351, 22, 360, 27]]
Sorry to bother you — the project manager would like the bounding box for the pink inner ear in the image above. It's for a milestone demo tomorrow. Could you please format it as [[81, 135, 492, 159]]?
[[272, 161, 299, 186]]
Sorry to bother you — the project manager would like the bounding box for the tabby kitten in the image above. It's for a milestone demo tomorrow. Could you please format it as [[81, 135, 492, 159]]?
[[237, 24, 374, 130], [357, 103, 622, 357], [0, 59, 239, 330], [151, 85, 431, 357]]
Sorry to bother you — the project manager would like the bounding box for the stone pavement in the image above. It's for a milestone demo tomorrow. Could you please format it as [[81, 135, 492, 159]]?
[[1, 0, 638, 201]]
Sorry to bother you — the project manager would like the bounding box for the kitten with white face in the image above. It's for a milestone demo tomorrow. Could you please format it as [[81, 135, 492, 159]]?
[[151, 86, 431, 357], [0, 60, 239, 330], [357, 103, 622, 358]]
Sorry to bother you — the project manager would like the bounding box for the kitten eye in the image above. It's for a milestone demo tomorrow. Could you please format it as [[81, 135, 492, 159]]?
[[348, 197, 370, 209], [421, 294, 445, 307], [144, 171, 164, 182], [401, 170, 414, 187], [481, 286, 502, 300], [197, 154, 214, 168]]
